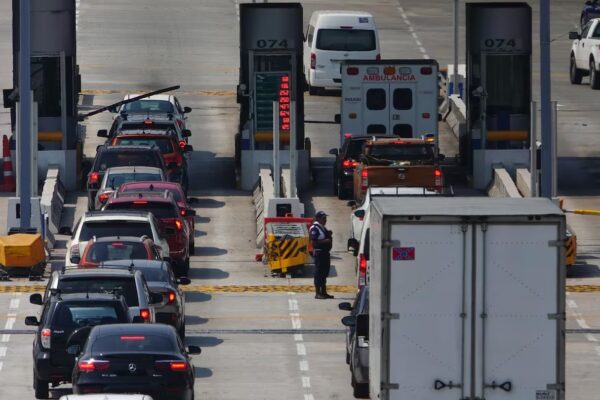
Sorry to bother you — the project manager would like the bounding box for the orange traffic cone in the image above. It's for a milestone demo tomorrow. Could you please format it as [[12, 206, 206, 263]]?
[[1, 135, 15, 192]]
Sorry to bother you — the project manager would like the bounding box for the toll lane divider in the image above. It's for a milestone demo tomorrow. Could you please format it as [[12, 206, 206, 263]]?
[[0, 284, 597, 294], [40, 166, 65, 248], [487, 167, 521, 198], [253, 168, 274, 248], [442, 94, 466, 140]]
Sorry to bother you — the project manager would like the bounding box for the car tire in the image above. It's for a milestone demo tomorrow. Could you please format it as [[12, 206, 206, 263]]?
[[346, 350, 350, 365], [178, 323, 186, 339], [189, 241, 195, 255], [182, 257, 190, 275], [570, 55, 583, 84], [34, 372, 49, 399], [353, 382, 369, 399], [590, 60, 600, 89]]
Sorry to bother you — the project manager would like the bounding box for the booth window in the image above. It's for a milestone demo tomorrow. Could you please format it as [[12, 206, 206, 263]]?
[[31, 57, 61, 117]]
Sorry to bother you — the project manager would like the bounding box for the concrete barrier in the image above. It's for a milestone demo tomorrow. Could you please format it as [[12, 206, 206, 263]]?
[[253, 168, 274, 248], [487, 167, 522, 198], [444, 95, 466, 140], [39, 166, 65, 248], [281, 167, 291, 198], [516, 168, 533, 197]]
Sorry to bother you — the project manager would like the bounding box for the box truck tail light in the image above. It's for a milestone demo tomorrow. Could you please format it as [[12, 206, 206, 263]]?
[[346, 67, 359, 75], [310, 53, 316, 69], [434, 168, 443, 187], [376, 54, 381, 61], [420, 66, 433, 75], [422, 113, 431, 119], [360, 170, 369, 191], [358, 254, 367, 287]]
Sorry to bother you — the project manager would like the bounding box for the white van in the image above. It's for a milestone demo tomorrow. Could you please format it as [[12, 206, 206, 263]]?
[[304, 11, 380, 94]]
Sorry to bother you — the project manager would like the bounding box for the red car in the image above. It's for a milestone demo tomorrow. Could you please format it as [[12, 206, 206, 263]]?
[[116, 181, 197, 254], [76, 236, 161, 268], [103, 192, 192, 275]]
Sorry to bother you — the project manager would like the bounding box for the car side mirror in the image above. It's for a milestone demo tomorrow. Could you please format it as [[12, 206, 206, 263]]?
[[66, 345, 81, 355], [183, 106, 192, 114], [132, 316, 144, 323], [59, 227, 73, 236], [182, 129, 192, 138], [356, 314, 369, 337], [187, 345, 202, 355], [329, 148, 338, 156], [177, 277, 191, 285], [334, 114, 341, 124], [97, 129, 108, 138], [347, 200, 357, 208], [30, 293, 43, 305], [184, 209, 196, 217], [184, 145, 194, 152], [338, 302, 353, 311], [150, 292, 163, 304], [569, 31, 581, 40], [25, 316, 39, 326], [354, 209, 365, 219], [341, 315, 356, 327]]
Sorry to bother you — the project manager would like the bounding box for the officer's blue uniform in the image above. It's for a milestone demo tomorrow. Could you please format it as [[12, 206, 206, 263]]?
[[310, 216, 332, 298]]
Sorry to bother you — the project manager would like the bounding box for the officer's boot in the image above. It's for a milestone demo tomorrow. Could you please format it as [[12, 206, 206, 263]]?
[[315, 286, 326, 299], [322, 285, 334, 299]]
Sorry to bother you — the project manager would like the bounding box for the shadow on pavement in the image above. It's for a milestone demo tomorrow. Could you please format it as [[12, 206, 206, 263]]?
[[194, 247, 228, 257], [185, 315, 209, 325], [558, 157, 600, 196], [185, 292, 212, 302], [299, 264, 338, 278], [195, 216, 211, 224], [194, 367, 214, 379], [186, 336, 224, 348], [567, 263, 600, 278], [188, 267, 230, 280], [194, 198, 226, 208]]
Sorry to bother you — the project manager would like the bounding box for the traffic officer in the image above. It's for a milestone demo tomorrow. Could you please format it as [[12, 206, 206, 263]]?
[[310, 211, 334, 299]]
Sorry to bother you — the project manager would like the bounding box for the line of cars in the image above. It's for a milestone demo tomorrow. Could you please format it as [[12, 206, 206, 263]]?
[[24, 94, 200, 400]]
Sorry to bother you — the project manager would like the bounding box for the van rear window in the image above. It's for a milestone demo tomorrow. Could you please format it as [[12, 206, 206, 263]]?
[[316, 29, 376, 51]]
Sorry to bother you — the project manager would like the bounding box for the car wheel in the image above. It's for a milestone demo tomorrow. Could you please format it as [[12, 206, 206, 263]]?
[[178, 323, 186, 339], [346, 350, 350, 365], [591, 60, 600, 89], [33, 372, 49, 399], [182, 258, 190, 275], [570, 55, 583, 84], [353, 382, 369, 399]]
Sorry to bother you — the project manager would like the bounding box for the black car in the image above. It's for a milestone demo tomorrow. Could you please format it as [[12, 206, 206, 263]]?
[[25, 292, 132, 399], [71, 324, 201, 400], [329, 134, 397, 199], [339, 286, 369, 398], [86, 145, 166, 210], [98, 259, 190, 338]]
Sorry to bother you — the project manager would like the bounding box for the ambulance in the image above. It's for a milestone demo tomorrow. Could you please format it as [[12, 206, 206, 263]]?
[[338, 59, 439, 146]]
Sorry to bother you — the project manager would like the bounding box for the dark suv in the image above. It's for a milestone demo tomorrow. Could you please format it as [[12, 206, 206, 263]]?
[[25, 292, 132, 399], [329, 135, 397, 199], [86, 145, 166, 210]]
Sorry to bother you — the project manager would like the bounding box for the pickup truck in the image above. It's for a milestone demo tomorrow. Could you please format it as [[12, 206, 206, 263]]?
[[352, 138, 442, 202], [570, 17, 600, 88]]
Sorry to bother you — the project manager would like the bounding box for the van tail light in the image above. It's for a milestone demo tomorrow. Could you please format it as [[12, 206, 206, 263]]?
[[140, 308, 150, 322], [360, 169, 369, 191], [89, 172, 100, 185], [422, 113, 431, 119], [358, 254, 367, 287], [434, 168, 443, 188], [346, 67, 359, 75], [421, 66, 433, 75], [376, 53, 381, 61], [167, 291, 176, 304], [310, 53, 316, 69], [155, 360, 189, 372], [40, 328, 51, 349], [78, 360, 110, 373]]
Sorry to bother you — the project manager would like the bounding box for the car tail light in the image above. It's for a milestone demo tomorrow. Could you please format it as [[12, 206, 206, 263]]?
[[344, 133, 352, 139], [310, 53, 316, 69], [358, 254, 367, 287], [376, 53, 381, 61], [143, 119, 154, 126], [120, 336, 145, 340], [167, 291, 176, 303], [155, 360, 189, 372], [98, 193, 110, 203], [40, 328, 51, 349], [342, 159, 358, 169], [175, 220, 183, 231], [140, 309, 150, 322], [178, 140, 186, 150], [78, 359, 110, 373], [180, 209, 187, 216], [346, 67, 359, 75], [421, 66, 433, 75], [133, 200, 148, 205], [434, 168, 443, 187], [360, 169, 369, 191], [89, 172, 100, 184]]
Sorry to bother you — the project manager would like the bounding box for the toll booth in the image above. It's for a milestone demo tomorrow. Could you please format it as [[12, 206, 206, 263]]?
[[6, 0, 80, 190], [465, 2, 532, 189], [237, 3, 309, 191]]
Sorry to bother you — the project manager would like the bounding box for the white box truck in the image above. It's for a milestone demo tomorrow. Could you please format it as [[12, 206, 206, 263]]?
[[368, 197, 565, 400], [339, 59, 439, 146]]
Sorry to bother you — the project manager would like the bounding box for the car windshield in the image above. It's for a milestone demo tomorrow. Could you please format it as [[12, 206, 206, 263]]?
[[87, 242, 149, 262], [122, 100, 174, 113], [57, 277, 139, 306], [136, 266, 168, 282], [114, 137, 174, 154], [52, 303, 126, 328], [80, 221, 153, 242], [122, 187, 182, 202], [316, 29, 376, 51], [95, 152, 162, 171], [365, 143, 434, 161], [92, 333, 176, 354], [104, 202, 178, 219], [106, 172, 163, 189]]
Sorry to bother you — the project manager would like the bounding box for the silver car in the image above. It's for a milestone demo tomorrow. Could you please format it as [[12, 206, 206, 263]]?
[[94, 166, 165, 210]]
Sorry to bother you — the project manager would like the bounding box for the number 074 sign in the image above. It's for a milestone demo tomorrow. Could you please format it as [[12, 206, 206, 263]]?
[[480, 38, 523, 52]]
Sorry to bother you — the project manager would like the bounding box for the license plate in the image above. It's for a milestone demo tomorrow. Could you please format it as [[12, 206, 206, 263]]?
[[398, 173, 406, 180]]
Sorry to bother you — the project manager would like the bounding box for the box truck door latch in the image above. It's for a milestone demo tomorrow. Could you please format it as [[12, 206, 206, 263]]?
[[382, 240, 400, 248], [547, 312, 566, 320], [548, 239, 566, 247], [433, 379, 462, 390], [381, 382, 399, 390], [382, 312, 399, 320], [484, 380, 512, 392]]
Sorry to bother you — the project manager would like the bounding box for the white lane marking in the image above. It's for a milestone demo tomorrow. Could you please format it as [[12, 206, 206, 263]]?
[[290, 313, 302, 329], [296, 343, 307, 356], [294, 334, 304, 342], [595, 346, 600, 357], [586, 334, 598, 342], [304, 395, 315, 400], [9, 298, 19, 310], [0, 347, 6, 357], [4, 318, 15, 331], [568, 298, 599, 343], [288, 299, 298, 311], [566, 299, 577, 308], [299, 360, 309, 371], [397, 4, 429, 59], [0, 335, 8, 343], [0, 361, 3, 372], [302, 376, 311, 388], [577, 318, 591, 329]]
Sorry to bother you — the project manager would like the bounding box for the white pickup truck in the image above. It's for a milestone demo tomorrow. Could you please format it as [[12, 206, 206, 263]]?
[[570, 17, 600, 88]]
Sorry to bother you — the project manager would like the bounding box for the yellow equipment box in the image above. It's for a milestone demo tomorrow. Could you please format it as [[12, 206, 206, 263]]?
[[0, 233, 46, 278], [265, 221, 310, 274]]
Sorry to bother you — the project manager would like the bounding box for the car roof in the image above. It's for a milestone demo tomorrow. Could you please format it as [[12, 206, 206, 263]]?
[[125, 94, 173, 103], [365, 138, 430, 145], [114, 130, 177, 137], [108, 192, 175, 205], [59, 393, 152, 400], [105, 166, 163, 174], [59, 268, 136, 277], [98, 144, 161, 153], [89, 236, 151, 243], [347, 134, 397, 141], [83, 210, 153, 220], [49, 292, 126, 302], [119, 181, 183, 191], [92, 323, 175, 337], [99, 259, 169, 270], [312, 10, 373, 17]]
